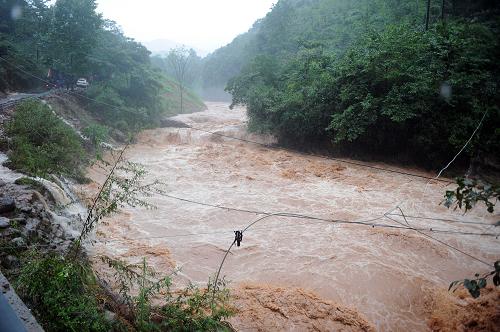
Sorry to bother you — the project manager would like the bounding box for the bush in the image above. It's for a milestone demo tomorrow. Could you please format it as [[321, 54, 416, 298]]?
[[83, 124, 109, 147], [82, 124, 109, 158], [7, 100, 85, 178], [16, 253, 110, 332], [228, 20, 500, 168], [104, 257, 234, 331]]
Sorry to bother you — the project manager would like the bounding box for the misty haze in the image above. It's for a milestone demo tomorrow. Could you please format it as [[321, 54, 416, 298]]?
[[0, 1, 499, 332]]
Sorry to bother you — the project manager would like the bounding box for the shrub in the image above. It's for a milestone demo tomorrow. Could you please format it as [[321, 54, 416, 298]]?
[[104, 257, 234, 331], [83, 124, 109, 147], [16, 253, 110, 332], [7, 100, 85, 178], [82, 124, 109, 158]]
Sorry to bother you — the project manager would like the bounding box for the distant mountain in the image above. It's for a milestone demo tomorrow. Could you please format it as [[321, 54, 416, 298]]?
[[143, 39, 208, 57]]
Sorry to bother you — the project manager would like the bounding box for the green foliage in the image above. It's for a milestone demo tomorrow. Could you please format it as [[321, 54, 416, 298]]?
[[327, 21, 499, 165], [0, 0, 51, 91], [449, 261, 500, 298], [78, 20, 169, 133], [204, 0, 429, 95], [45, 0, 102, 77], [206, 0, 500, 96], [16, 253, 110, 331], [75, 155, 164, 250], [444, 177, 499, 213], [102, 257, 233, 332], [229, 19, 500, 167], [82, 123, 108, 144], [82, 123, 109, 158], [162, 78, 206, 115], [7, 100, 85, 178], [2, 2, 203, 128]]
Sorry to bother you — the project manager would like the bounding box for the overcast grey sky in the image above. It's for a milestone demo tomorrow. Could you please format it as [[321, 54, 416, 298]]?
[[96, 0, 276, 53]]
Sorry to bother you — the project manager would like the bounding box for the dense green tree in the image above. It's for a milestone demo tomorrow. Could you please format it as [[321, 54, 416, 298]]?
[[224, 0, 500, 168], [228, 20, 499, 166], [44, 0, 102, 77], [0, 0, 194, 133]]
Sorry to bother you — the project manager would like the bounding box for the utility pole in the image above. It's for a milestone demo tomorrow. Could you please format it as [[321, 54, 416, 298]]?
[[425, 0, 432, 30], [441, 0, 445, 20]]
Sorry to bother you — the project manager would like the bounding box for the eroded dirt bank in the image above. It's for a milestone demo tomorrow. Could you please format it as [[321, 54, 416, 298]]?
[[80, 102, 499, 331]]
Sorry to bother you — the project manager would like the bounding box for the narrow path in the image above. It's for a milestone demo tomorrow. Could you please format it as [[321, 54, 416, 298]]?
[[0, 90, 55, 112]]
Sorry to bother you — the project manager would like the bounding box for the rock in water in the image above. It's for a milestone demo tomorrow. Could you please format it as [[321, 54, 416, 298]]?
[[0, 197, 15, 213]]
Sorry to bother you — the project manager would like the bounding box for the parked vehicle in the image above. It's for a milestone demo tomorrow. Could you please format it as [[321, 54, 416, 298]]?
[[76, 78, 89, 88]]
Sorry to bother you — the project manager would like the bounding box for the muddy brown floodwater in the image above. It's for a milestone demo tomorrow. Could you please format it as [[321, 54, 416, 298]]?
[[82, 102, 499, 331]]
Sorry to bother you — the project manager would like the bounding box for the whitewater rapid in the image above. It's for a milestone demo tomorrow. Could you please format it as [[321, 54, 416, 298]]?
[[83, 102, 499, 331]]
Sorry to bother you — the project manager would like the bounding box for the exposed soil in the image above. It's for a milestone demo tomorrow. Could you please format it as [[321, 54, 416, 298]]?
[[427, 287, 500, 331]]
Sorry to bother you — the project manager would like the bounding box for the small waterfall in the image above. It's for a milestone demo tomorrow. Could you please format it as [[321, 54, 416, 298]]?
[[35, 177, 73, 206], [0, 153, 22, 183], [34, 176, 87, 234], [1, 151, 86, 238]]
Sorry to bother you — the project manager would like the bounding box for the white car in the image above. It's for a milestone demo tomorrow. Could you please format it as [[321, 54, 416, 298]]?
[[76, 78, 89, 88]]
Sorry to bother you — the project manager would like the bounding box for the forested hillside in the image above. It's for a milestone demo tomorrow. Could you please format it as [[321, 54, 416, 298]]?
[[205, 0, 499, 168], [0, 0, 204, 133]]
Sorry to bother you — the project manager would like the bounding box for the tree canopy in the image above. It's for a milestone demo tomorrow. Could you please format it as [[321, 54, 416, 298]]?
[[216, 0, 500, 168], [0, 0, 199, 132]]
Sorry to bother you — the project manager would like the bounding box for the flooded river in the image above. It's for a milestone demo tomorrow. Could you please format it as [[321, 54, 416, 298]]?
[[83, 102, 499, 331]]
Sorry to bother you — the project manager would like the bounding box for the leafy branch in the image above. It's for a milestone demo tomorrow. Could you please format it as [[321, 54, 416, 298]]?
[[443, 177, 499, 213], [449, 261, 500, 298], [100, 256, 233, 330], [72, 144, 165, 255]]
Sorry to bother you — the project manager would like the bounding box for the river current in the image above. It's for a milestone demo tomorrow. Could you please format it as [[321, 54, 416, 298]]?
[[80, 102, 499, 331]]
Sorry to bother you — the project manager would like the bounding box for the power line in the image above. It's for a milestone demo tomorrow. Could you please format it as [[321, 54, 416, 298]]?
[[209, 204, 496, 306], [2, 54, 496, 275], [156, 193, 498, 236], [412, 107, 490, 221], [386, 207, 492, 267], [385, 213, 495, 226], [435, 109, 488, 180]]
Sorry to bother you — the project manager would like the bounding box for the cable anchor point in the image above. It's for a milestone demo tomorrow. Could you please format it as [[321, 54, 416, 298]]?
[[234, 230, 243, 247]]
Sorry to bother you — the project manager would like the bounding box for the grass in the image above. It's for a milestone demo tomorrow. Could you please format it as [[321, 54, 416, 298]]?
[[6, 100, 86, 179], [162, 77, 207, 116]]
